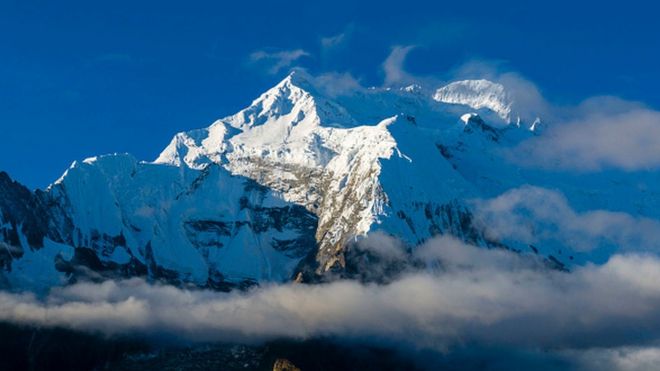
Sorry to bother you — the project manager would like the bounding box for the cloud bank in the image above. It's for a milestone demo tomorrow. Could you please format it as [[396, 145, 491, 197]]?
[[473, 185, 660, 253], [512, 103, 660, 171], [2, 236, 660, 369]]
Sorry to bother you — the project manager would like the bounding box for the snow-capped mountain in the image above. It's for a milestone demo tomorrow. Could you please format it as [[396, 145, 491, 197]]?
[[433, 79, 513, 123], [154, 72, 483, 273], [2, 71, 657, 291]]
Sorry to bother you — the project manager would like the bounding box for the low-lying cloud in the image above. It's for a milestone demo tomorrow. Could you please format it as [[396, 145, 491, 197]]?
[[512, 99, 660, 171], [473, 185, 660, 253], [2, 236, 660, 370]]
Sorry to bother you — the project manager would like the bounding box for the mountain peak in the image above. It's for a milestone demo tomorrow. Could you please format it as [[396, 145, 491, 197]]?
[[433, 79, 513, 123], [271, 70, 319, 97]]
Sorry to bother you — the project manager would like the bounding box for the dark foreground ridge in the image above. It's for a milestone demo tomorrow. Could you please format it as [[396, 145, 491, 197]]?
[[0, 322, 421, 371], [0, 321, 579, 371]]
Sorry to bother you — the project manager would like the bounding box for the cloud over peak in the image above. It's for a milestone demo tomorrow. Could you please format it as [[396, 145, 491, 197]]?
[[382, 45, 417, 86], [249, 49, 310, 74]]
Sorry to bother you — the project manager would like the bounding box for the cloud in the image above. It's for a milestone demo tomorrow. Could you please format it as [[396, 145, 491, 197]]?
[[354, 231, 407, 261], [565, 346, 660, 371], [511, 103, 660, 171], [321, 33, 346, 49], [382, 45, 417, 86], [321, 24, 355, 51], [3, 235, 660, 367], [286, 67, 363, 98], [472, 185, 660, 253], [249, 49, 310, 74], [302, 70, 363, 98]]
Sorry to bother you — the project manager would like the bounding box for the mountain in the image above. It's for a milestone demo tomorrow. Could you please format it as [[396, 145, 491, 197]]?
[[2, 71, 657, 291], [433, 79, 513, 123], [154, 73, 487, 274]]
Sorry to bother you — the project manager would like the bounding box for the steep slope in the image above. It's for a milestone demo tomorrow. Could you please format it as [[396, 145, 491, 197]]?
[[1, 155, 317, 290]]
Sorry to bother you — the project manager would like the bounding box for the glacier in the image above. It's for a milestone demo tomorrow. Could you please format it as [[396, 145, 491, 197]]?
[[1, 70, 658, 290]]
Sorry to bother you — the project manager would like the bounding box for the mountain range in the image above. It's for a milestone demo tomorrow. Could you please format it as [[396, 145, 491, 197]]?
[[2, 71, 656, 292]]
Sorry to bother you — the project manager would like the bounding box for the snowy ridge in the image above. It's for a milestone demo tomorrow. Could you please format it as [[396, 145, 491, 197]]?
[[433, 79, 513, 123], [54, 153, 317, 285]]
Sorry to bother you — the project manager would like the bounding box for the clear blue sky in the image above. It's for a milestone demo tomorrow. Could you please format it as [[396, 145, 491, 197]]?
[[2, 0, 658, 189]]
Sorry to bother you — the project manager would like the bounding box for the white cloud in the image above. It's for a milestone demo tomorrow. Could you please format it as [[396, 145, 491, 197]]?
[[302, 69, 363, 98], [355, 231, 407, 261], [472, 185, 660, 252], [249, 49, 310, 74], [512, 105, 660, 171], [382, 45, 416, 86], [3, 236, 660, 358]]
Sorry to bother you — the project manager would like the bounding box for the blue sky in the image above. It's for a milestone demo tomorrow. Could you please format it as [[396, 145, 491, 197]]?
[[2, 0, 659, 189]]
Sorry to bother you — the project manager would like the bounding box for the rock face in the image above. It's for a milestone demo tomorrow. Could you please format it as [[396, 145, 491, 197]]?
[[0, 172, 49, 270], [1, 156, 317, 291], [273, 358, 301, 371], [2, 70, 658, 290]]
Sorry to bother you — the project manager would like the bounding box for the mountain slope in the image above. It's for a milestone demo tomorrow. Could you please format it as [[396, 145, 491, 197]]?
[[1, 154, 317, 291]]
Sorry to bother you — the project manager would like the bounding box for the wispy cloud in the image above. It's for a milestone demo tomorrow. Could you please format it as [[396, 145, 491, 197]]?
[[249, 49, 310, 74], [320, 24, 355, 51], [299, 69, 363, 97], [321, 33, 346, 49], [382, 45, 417, 86]]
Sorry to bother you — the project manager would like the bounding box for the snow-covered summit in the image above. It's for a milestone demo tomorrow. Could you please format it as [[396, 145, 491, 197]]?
[[433, 79, 513, 123], [154, 72, 485, 271]]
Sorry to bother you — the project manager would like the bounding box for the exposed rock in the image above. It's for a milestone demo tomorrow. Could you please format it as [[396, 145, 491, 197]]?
[[273, 358, 301, 371]]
